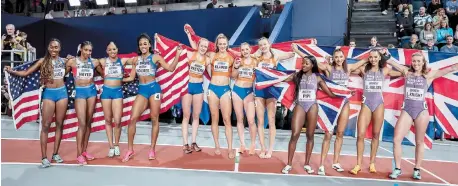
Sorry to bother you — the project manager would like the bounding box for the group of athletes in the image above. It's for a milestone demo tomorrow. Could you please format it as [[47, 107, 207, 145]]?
[[4, 24, 458, 180]]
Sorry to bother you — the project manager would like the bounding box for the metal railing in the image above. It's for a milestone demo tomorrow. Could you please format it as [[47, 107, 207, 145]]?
[[345, 0, 354, 45], [1, 49, 37, 67]]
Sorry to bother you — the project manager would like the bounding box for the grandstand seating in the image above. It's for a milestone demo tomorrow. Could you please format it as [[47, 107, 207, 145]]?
[[29, 0, 290, 19], [350, 1, 398, 47]]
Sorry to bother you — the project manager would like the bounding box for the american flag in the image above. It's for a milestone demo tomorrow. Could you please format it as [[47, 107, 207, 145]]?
[[44, 71, 152, 142], [6, 35, 189, 142], [5, 61, 42, 130], [45, 34, 189, 142]]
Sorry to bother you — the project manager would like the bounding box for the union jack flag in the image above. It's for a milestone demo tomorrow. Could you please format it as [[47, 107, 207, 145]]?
[[428, 53, 458, 138], [297, 45, 450, 149], [255, 66, 352, 133]]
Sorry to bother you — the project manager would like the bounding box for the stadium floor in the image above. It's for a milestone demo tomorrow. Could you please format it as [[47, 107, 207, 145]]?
[[1, 115, 457, 186]]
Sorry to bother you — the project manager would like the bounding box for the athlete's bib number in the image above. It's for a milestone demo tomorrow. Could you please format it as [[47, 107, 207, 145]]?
[[214, 61, 229, 72], [334, 80, 348, 87], [53, 68, 65, 79], [76, 67, 93, 79], [105, 65, 122, 77], [365, 81, 382, 92], [137, 64, 152, 76], [258, 62, 274, 69], [190, 62, 205, 75], [299, 89, 315, 102], [238, 67, 253, 78], [406, 87, 424, 101]]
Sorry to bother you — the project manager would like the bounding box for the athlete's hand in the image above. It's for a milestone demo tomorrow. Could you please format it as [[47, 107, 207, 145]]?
[[291, 43, 298, 51], [325, 56, 332, 65], [3, 66, 12, 73], [184, 24, 191, 35], [176, 45, 183, 54], [66, 54, 75, 60], [452, 63, 458, 71], [234, 58, 241, 68], [350, 90, 356, 96]]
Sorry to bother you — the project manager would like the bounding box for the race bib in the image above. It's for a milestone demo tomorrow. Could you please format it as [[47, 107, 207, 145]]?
[[365, 81, 382, 92], [53, 60, 65, 79], [105, 64, 122, 78], [136, 62, 152, 76], [238, 67, 253, 78], [189, 62, 205, 75], [213, 61, 229, 72], [258, 62, 274, 69], [298, 89, 316, 102], [76, 64, 93, 80], [53, 68, 65, 79], [406, 87, 424, 101], [334, 80, 348, 87]]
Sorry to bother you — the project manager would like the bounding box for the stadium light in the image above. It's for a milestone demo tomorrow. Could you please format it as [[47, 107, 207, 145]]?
[[95, 0, 108, 5], [124, 0, 137, 4], [68, 0, 81, 7]]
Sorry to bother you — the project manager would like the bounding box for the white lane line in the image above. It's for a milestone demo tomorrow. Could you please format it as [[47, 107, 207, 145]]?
[[364, 139, 451, 185], [234, 148, 240, 172], [1, 162, 450, 186], [3, 137, 457, 164]]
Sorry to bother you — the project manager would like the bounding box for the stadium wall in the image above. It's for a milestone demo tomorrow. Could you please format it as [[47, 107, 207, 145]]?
[[2, 7, 251, 57], [291, 0, 347, 46]]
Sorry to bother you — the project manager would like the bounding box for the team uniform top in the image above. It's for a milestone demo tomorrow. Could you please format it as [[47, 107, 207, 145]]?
[[211, 53, 234, 77], [237, 57, 257, 83], [136, 54, 157, 77], [52, 57, 66, 80], [104, 57, 124, 80], [329, 67, 349, 87], [72, 57, 95, 80], [257, 55, 277, 69], [188, 53, 207, 79]]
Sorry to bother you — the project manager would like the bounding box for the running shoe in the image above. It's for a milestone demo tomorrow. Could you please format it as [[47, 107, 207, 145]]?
[[41, 158, 51, 168], [317, 166, 325, 175], [122, 150, 134, 162], [413, 168, 421, 180], [332, 163, 344, 172], [389, 168, 402, 179], [52, 154, 64, 163], [77, 155, 87, 165], [108, 148, 115, 158], [369, 163, 377, 173], [281, 165, 292, 174], [82, 152, 95, 161], [148, 149, 156, 160], [304, 165, 315, 174], [350, 165, 361, 175], [114, 146, 121, 156]]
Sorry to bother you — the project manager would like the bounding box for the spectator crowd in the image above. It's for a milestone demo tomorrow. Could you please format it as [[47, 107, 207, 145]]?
[[367, 0, 458, 53]]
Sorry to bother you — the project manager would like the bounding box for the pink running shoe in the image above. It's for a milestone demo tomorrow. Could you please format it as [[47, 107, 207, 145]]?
[[148, 149, 156, 160], [82, 152, 95, 161], [77, 155, 87, 165], [122, 150, 134, 162]]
